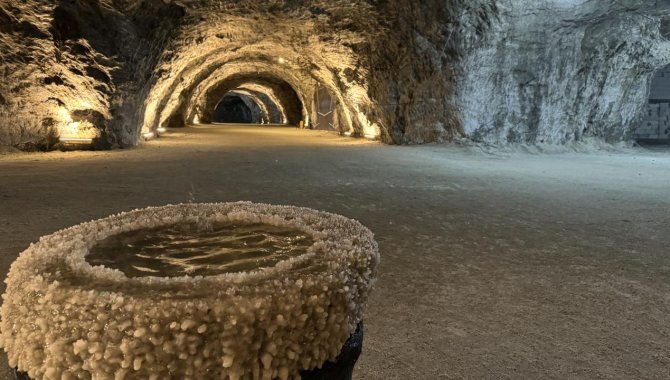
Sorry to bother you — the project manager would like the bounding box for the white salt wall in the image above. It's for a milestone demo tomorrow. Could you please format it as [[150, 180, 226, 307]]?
[[458, 0, 670, 144]]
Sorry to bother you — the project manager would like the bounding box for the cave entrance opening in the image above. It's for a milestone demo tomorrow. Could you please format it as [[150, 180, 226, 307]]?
[[634, 64, 670, 145], [199, 75, 306, 128], [212, 92, 258, 124]]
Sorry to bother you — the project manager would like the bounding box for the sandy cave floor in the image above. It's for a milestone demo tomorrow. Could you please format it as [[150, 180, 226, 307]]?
[[0, 124, 669, 379]]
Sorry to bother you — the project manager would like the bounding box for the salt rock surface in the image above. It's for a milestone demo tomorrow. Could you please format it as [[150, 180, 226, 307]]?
[[0, 202, 380, 380], [457, 0, 670, 145]]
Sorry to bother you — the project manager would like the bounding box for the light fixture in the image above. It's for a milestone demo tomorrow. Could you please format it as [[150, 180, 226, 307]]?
[[362, 121, 380, 140], [59, 137, 94, 144]]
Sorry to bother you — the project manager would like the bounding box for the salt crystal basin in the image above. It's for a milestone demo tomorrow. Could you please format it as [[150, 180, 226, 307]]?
[[0, 202, 380, 380]]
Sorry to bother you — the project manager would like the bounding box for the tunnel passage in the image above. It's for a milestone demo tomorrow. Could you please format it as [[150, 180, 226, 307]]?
[[212, 93, 258, 124], [235, 88, 283, 124], [196, 73, 305, 126]]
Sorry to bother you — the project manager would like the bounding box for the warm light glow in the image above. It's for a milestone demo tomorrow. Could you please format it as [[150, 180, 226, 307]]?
[[57, 106, 98, 141], [77, 100, 93, 109], [278, 57, 286, 64], [63, 121, 82, 137], [58, 107, 73, 124], [359, 112, 381, 140], [142, 132, 155, 139], [59, 137, 93, 144], [157, 127, 167, 134], [344, 131, 353, 136], [193, 115, 201, 125]]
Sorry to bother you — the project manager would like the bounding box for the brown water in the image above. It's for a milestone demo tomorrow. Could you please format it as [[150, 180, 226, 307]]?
[[86, 222, 314, 278]]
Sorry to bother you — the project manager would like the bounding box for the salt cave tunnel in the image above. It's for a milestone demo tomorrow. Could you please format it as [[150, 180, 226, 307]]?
[[1, 0, 667, 149], [1, 1, 670, 380]]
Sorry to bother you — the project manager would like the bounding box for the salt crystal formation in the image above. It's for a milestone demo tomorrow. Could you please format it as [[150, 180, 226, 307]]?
[[0, 202, 380, 380]]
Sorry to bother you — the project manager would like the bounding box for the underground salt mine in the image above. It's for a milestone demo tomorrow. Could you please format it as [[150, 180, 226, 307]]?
[[0, 1, 669, 379]]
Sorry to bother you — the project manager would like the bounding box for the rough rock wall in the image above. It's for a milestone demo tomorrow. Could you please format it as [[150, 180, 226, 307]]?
[[458, 0, 670, 144], [368, 0, 498, 143], [0, 0, 185, 148]]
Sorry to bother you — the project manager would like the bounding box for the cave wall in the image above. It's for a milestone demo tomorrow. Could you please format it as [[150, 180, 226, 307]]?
[[0, 0, 669, 149], [367, 0, 498, 143], [0, 0, 185, 149], [457, 0, 670, 144]]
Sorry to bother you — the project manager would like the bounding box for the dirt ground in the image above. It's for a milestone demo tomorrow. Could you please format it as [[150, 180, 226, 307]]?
[[0, 125, 669, 379]]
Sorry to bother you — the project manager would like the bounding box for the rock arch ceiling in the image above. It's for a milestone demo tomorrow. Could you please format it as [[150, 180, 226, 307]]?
[[138, 5, 385, 145]]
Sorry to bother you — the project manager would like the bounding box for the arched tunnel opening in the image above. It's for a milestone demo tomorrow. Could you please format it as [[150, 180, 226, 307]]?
[[192, 73, 306, 127], [142, 53, 365, 140], [212, 92, 257, 124]]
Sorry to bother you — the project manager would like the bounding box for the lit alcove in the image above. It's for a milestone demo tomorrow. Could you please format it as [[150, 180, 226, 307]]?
[[182, 72, 307, 130]]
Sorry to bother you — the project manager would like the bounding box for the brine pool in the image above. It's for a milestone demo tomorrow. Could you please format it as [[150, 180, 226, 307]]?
[[87, 222, 314, 277]]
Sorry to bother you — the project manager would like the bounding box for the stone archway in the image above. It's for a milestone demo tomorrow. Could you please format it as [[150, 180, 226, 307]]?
[[212, 93, 257, 124]]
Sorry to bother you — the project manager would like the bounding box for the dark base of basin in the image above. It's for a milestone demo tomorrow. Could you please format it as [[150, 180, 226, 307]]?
[[301, 322, 364, 380], [11, 369, 29, 380], [12, 322, 364, 380]]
